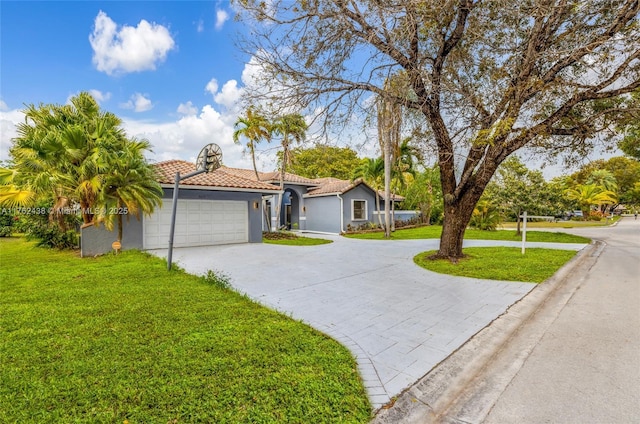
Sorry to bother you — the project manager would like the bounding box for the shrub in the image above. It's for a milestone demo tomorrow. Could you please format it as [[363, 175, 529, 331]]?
[[202, 269, 232, 290], [469, 200, 501, 231], [0, 210, 14, 237], [587, 210, 606, 221], [26, 223, 79, 249]]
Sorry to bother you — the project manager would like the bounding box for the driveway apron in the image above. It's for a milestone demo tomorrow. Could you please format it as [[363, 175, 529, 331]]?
[[150, 236, 585, 409]]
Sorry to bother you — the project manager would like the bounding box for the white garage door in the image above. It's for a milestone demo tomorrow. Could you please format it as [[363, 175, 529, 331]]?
[[144, 199, 248, 249]]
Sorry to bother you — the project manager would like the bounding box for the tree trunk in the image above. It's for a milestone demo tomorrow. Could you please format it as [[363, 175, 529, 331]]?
[[516, 207, 522, 236], [250, 147, 272, 232], [376, 193, 382, 227], [117, 200, 123, 242], [391, 191, 396, 232], [274, 139, 288, 230], [436, 198, 477, 260], [383, 136, 391, 238]]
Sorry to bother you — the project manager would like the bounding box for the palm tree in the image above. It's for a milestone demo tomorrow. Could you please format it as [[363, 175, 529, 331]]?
[[233, 107, 271, 180], [234, 108, 273, 230], [353, 157, 385, 227], [586, 169, 618, 192], [565, 184, 617, 217], [586, 170, 618, 212], [389, 138, 419, 230], [8, 92, 126, 225], [4, 92, 163, 241], [96, 138, 163, 242], [271, 113, 308, 229]]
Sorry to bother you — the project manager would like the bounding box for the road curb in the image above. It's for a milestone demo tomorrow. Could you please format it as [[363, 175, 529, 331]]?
[[371, 240, 602, 423]]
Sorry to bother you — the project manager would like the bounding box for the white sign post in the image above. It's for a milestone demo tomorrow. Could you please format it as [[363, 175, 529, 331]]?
[[519, 213, 556, 255], [521, 211, 527, 255]]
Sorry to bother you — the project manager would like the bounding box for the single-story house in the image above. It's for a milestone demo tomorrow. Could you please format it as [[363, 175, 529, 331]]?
[[220, 167, 407, 234], [80, 160, 412, 256]]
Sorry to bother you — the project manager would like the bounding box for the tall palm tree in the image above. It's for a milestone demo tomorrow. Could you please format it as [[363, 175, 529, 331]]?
[[234, 107, 273, 230], [353, 157, 385, 226], [233, 107, 271, 180], [271, 113, 308, 229]]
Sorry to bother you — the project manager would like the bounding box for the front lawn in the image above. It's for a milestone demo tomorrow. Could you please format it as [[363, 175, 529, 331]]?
[[0, 237, 370, 423], [345, 225, 590, 243], [414, 247, 578, 283]]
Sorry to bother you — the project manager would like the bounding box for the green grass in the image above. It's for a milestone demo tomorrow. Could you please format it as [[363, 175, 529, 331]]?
[[263, 231, 332, 246], [499, 216, 619, 229], [0, 237, 370, 423], [264, 237, 332, 246], [345, 225, 590, 243], [414, 247, 578, 283]]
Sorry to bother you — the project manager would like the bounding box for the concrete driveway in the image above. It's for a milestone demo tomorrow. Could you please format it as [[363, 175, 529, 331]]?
[[150, 235, 586, 409]]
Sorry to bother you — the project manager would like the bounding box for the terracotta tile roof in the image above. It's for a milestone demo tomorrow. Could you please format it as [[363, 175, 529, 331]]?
[[306, 178, 368, 196], [218, 166, 270, 181], [306, 177, 405, 200], [261, 171, 319, 185], [221, 167, 319, 185], [153, 160, 280, 192]]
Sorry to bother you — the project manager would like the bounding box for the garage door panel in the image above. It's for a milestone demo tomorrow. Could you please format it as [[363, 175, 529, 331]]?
[[144, 199, 248, 249]]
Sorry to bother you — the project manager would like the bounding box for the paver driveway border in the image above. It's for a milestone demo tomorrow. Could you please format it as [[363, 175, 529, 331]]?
[[149, 235, 587, 410]]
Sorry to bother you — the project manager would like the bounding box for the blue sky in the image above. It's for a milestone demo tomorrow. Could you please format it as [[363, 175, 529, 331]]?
[[0, 0, 300, 169], [0, 1, 621, 177]]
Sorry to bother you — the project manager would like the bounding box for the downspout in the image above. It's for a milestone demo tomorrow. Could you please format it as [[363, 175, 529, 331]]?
[[337, 193, 344, 233]]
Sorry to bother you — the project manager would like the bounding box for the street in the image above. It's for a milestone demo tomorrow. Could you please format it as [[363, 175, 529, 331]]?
[[481, 217, 640, 423], [447, 217, 640, 424]]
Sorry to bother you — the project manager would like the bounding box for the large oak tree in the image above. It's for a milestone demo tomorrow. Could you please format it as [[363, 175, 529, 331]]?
[[236, 0, 640, 259]]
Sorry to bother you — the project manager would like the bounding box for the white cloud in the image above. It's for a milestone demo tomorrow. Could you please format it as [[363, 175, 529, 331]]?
[[89, 89, 111, 104], [123, 104, 254, 168], [120, 93, 154, 112], [177, 101, 198, 116], [205, 78, 219, 96], [89, 10, 175, 75], [213, 80, 242, 110], [215, 9, 229, 30], [0, 108, 24, 162], [196, 19, 204, 33]]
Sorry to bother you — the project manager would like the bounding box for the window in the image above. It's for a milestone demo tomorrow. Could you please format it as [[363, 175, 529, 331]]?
[[352, 199, 367, 221]]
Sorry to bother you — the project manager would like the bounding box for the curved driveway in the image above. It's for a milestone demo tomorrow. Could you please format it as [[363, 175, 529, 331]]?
[[151, 235, 586, 409]]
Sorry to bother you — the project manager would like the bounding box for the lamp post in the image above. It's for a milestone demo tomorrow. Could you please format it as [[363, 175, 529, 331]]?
[[167, 143, 222, 271]]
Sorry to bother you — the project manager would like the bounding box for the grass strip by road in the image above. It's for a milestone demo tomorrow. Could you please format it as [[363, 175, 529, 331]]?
[[345, 225, 589, 243], [263, 231, 332, 246], [499, 216, 619, 229], [0, 237, 370, 424], [414, 247, 578, 283]]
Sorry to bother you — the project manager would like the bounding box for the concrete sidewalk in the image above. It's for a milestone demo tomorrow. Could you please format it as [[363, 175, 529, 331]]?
[[150, 235, 585, 410]]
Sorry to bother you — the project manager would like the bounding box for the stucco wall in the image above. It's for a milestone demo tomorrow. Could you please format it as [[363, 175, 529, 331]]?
[[304, 195, 341, 233], [341, 185, 378, 231], [80, 217, 143, 257], [81, 187, 269, 256]]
